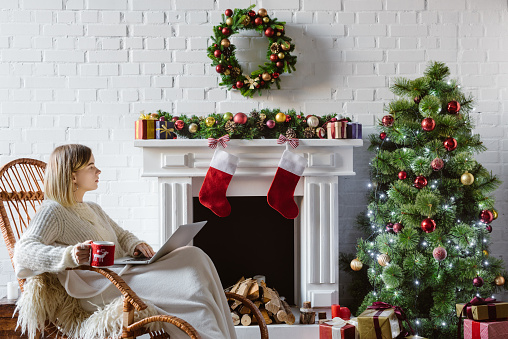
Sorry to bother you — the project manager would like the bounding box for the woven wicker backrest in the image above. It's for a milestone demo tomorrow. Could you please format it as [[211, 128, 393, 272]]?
[[0, 158, 46, 268]]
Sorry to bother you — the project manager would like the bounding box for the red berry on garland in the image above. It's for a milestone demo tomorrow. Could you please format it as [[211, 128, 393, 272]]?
[[225, 9, 233, 17], [486, 225, 493, 233], [398, 171, 407, 180], [473, 276, 484, 288], [380, 132, 387, 140], [421, 218, 436, 233], [431, 157, 444, 171], [432, 246, 447, 261], [260, 81, 265, 86], [215, 64, 224, 73], [265, 27, 275, 37], [222, 27, 231, 36], [285, 115, 291, 122], [447, 100, 461, 114], [443, 137, 458, 151], [256, 84, 260, 88], [272, 72, 280, 79], [297, 115, 301, 119], [276, 61, 284, 68], [214, 43, 218, 47], [421, 117, 436, 131], [159, 116, 165, 121], [382, 115, 394, 127], [232, 84, 236, 89], [248, 10, 256, 17], [228, 65, 233, 69], [214, 50, 222, 58], [414, 96, 421, 104], [414, 175, 428, 189], [172, 116, 179, 121], [270, 54, 278, 62], [479, 210, 494, 224], [254, 17, 263, 25], [236, 81, 244, 89], [393, 222, 403, 233]]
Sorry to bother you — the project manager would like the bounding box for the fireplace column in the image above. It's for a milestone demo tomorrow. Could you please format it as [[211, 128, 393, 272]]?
[[159, 177, 193, 242]]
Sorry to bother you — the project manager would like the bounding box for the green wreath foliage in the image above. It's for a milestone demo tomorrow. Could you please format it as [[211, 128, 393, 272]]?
[[207, 5, 297, 98]]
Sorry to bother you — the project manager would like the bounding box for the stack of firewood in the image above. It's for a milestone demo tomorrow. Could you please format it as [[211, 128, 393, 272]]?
[[225, 276, 295, 326]]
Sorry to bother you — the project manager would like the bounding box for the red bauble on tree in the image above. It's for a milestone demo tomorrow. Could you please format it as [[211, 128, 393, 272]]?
[[380, 132, 387, 140], [265, 27, 275, 37], [443, 137, 458, 151], [414, 175, 428, 189], [473, 276, 484, 288], [432, 246, 447, 261], [431, 157, 444, 171], [421, 117, 436, 131], [393, 222, 403, 233], [479, 210, 494, 224], [382, 115, 394, 127], [447, 100, 461, 114], [225, 9, 233, 17], [486, 225, 493, 233], [385, 222, 394, 232], [398, 171, 407, 180], [421, 218, 436, 233]]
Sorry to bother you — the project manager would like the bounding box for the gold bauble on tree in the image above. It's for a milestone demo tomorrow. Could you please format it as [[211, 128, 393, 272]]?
[[226, 17, 233, 26], [221, 39, 230, 48], [275, 112, 286, 123], [262, 72, 272, 81], [258, 8, 268, 17], [350, 258, 363, 271], [188, 123, 198, 133], [461, 171, 474, 185], [495, 275, 505, 286], [205, 117, 216, 127], [483, 249, 489, 256], [378, 254, 391, 267], [492, 209, 498, 220]]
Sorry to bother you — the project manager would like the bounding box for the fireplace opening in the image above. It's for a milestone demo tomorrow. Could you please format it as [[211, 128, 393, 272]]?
[[193, 196, 295, 306]]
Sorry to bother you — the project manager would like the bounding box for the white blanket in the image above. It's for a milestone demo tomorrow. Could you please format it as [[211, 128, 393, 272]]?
[[56, 246, 237, 339]]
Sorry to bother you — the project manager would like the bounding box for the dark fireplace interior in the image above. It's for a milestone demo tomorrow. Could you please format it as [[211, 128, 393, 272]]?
[[193, 196, 295, 306]]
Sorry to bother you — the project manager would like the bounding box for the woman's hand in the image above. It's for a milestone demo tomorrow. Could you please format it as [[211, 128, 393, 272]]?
[[134, 243, 155, 258], [74, 240, 92, 265]]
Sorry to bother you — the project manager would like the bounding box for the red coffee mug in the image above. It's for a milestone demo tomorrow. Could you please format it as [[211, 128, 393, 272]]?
[[90, 241, 115, 267]]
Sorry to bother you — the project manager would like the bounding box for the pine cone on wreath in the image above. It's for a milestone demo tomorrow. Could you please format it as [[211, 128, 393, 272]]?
[[225, 120, 237, 133], [303, 126, 315, 138], [286, 127, 297, 139], [270, 43, 281, 54], [250, 111, 259, 120], [232, 67, 241, 77], [223, 48, 232, 57]]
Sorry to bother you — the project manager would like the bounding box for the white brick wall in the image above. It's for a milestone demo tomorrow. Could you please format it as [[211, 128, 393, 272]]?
[[0, 0, 507, 303]]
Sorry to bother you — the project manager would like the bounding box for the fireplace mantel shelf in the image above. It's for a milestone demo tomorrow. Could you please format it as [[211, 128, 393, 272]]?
[[134, 139, 363, 147]]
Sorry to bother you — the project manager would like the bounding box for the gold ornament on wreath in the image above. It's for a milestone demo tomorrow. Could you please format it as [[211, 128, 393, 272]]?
[[208, 4, 297, 98]]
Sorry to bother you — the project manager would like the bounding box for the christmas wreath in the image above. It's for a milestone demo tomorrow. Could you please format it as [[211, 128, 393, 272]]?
[[207, 5, 297, 98]]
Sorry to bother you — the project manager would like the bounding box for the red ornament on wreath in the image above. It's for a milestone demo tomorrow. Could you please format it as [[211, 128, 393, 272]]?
[[214, 50, 222, 58], [479, 210, 494, 224], [215, 64, 224, 73], [222, 27, 231, 36], [236, 81, 244, 89], [447, 100, 460, 114], [431, 157, 444, 171], [233, 112, 248, 125], [421, 117, 436, 131], [248, 10, 256, 17], [265, 27, 275, 37], [225, 9, 233, 17], [380, 132, 387, 140], [443, 137, 458, 151], [270, 54, 278, 62], [382, 115, 394, 127], [414, 175, 428, 189], [276, 61, 284, 68], [174, 120, 185, 130], [421, 218, 436, 233], [272, 72, 280, 79], [254, 17, 263, 25], [398, 171, 407, 180]]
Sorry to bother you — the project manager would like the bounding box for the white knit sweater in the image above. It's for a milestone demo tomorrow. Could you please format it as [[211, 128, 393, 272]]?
[[13, 199, 144, 275]]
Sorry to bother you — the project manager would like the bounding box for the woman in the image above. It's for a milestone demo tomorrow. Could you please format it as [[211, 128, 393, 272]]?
[[13, 144, 237, 339]]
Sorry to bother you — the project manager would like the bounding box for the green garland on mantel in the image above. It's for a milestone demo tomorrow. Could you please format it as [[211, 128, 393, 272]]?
[[147, 108, 351, 140]]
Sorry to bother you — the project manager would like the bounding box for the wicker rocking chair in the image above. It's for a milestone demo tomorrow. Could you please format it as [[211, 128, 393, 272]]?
[[0, 158, 269, 339]]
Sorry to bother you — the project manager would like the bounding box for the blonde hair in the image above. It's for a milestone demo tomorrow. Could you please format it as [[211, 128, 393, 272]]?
[[44, 144, 92, 207]]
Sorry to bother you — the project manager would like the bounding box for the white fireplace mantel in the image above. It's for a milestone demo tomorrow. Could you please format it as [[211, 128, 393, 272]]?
[[134, 138, 363, 311]]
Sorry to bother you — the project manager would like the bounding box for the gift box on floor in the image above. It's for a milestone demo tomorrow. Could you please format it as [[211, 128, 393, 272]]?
[[464, 318, 508, 339], [457, 297, 508, 321], [155, 121, 177, 139], [405, 336, 428, 339], [319, 317, 358, 339], [358, 302, 409, 339], [135, 113, 157, 139]]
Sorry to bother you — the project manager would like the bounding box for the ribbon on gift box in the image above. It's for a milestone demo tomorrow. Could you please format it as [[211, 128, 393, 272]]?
[[457, 297, 502, 339], [277, 134, 299, 148], [208, 135, 230, 149], [321, 317, 358, 339], [156, 124, 175, 138], [367, 302, 415, 338], [139, 113, 157, 120]]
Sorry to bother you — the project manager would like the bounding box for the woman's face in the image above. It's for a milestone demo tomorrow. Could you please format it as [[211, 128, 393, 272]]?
[[72, 154, 101, 192]]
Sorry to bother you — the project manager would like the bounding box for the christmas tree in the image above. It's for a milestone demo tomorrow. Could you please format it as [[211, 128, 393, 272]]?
[[350, 61, 507, 338]]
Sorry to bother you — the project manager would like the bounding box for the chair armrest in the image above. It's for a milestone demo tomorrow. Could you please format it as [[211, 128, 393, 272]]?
[[66, 266, 147, 311], [225, 292, 269, 339]]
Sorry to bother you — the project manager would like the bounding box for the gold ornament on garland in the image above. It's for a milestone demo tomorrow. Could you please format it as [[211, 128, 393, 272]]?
[[188, 123, 198, 133], [307, 115, 319, 128], [495, 275, 505, 286], [378, 254, 391, 267], [275, 112, 286, 123], [205, 117, 216, 127], [208, 4, 297, 98], [350, 258, 363, 271], [461, 171, 474, 186]]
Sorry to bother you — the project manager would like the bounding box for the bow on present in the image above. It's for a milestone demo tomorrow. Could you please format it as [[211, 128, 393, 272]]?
[[277, 134, 299, 149], [367, 302, 415, 337], [457, 297, 501, 339], [208, 135, 230, 149], [156, 125, 175, 138], [139, 113, 157, 120]]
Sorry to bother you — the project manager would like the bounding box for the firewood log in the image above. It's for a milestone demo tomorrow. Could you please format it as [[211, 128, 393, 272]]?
[[260, 309, 273, 325], [247, 281, 259, 300], [281, 299, 295, 325], [231, 312, 240, 326], [241, 314, 252, 326], [239, 305, 251, 315], [231, 279, 254, 309], [228, 277, 246, 294]]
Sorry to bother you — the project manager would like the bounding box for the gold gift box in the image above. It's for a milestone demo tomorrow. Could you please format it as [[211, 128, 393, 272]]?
[[358, 308, 401, 339], [456, 302, 508, 321]]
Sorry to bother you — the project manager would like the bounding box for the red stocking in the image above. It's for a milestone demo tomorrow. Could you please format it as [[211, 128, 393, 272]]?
[[199, 149, 239, 217], [267, 150, 307, 219]]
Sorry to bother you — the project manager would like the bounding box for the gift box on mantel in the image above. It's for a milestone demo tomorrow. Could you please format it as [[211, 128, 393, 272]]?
[[319, 317, 358, 339], [358, 302, 414, 339], [464, 318, 508, 339], [135, 112, 157, 139], [456, 297, 508, 321], [326, 118, 347, 139], [155, 120, 177, 139], [347, 122, 362, 139]]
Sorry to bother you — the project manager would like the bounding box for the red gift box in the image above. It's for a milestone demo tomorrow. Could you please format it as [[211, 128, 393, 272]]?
[[464, 318, 508, 339], [319, 318, 357, 339], [135, 117, 156, 139]]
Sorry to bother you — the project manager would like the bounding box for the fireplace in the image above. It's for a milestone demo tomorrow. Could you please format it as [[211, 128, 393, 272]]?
[[134, 138, 362, 311]]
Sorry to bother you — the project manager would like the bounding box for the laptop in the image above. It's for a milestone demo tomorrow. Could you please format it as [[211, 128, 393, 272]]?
[[114, 220, 207, 265]]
